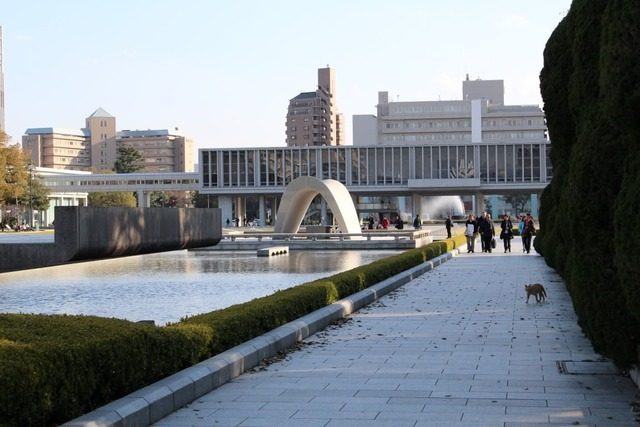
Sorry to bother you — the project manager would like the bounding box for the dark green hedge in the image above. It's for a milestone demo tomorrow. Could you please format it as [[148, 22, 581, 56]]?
[[535, 0, 640, 367], [0, 315, 211, 426], [0, 235, 465, 426]]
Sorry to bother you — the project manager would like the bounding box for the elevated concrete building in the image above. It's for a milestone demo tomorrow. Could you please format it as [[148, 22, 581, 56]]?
[[22, 108, 195, 172], [353, 77, 546, 146], [286, 67, 344, 147]]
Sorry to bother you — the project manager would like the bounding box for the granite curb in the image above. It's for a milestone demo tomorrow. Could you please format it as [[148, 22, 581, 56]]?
[[62, 249, 458, 427]]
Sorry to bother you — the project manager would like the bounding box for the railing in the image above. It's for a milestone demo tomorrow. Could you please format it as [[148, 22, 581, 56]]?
[[223, 229, 432, 243]]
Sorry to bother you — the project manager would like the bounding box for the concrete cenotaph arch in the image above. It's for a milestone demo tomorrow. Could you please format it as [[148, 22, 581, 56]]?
[[273, 176, 361, 235]]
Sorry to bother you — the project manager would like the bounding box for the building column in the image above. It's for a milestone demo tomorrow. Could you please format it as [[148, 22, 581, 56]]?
[[530, 193, 539, 218], [412, 194, 423, 218], [136, 190, 151, 208], [473, 191, 485, 214], [219, 196, 233, 227], [258, 195, 266, 226]]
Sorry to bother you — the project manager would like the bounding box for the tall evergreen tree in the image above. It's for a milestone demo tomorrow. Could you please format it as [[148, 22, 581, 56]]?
[[113, 146, 143, 173]]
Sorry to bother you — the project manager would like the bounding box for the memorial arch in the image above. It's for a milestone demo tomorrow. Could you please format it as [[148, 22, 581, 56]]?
[[274, 176, 361, 234]]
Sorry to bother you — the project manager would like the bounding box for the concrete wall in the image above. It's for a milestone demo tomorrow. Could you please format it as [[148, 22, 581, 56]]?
[[0, 206, 221, 272]]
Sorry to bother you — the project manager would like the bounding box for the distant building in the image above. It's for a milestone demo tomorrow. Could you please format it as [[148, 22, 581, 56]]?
[[353, 77, 546, 146], [285, 67, 344, 146], [0, 26, 5, 133], [22, 108, 195, 172]]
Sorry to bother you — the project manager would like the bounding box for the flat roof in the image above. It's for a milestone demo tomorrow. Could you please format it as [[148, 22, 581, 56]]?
[[24, 127, 90, 137]]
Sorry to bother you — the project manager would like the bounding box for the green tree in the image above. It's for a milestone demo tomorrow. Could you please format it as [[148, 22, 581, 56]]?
[[0, 132, 29, 205], [113, 146, 143, 173], [501, 193, 529, 216], [30, 175, 51, 211], [88, 192, 137, 207]]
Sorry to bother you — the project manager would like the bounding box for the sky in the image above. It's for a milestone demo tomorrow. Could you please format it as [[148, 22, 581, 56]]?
[[2, 0, 572, 150]]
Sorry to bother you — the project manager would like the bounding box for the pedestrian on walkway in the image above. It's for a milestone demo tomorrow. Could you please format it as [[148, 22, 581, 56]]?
[[476, 212, 488, 252], [518, 214, 527, 252], [500, 214, 514, 253], [382, 217, 389, 229], [445, 215, 453, 238], [413, 214, 422, 230], [521, 213, 536, 254], [464, 214, 477, 253], [478, 212, 494, 253]]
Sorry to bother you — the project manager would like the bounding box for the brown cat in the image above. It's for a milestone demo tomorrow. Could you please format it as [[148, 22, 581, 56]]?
[[525, 283, 547, 303]]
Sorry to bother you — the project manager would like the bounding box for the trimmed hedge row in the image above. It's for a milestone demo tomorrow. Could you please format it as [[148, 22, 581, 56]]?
[[0, 315, 210, 426], [0, 235, 466, 425], [536, 0, 640, 368]]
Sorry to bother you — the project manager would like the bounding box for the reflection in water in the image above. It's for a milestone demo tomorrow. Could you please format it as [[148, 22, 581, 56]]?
[[0, 250, 399, 325]]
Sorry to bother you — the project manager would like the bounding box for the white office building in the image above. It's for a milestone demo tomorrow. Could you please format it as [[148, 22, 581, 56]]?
[[353, 77, 546, 146]]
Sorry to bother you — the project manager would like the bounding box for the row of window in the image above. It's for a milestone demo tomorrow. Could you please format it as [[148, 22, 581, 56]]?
[[200, 144, 551, 189], [388, 104, 471, 114], [482, 118, 545, 127]]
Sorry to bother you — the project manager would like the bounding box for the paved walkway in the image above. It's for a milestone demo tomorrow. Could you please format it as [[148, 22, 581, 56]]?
[[153, 239, 639, 427]]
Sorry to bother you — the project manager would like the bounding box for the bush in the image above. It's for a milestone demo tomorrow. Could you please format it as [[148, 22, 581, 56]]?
[[536, 0, 640, 368], [0, 315, 211, 426]]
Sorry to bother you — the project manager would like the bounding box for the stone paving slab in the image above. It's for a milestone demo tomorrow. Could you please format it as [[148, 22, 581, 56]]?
[[153, 239, 639, 427]]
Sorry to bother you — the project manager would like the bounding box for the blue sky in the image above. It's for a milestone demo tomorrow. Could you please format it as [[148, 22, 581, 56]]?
[[2, 0, 571, 150]]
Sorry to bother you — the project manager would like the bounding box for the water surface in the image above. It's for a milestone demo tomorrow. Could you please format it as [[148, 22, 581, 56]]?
[[0, 250, 399, 324]]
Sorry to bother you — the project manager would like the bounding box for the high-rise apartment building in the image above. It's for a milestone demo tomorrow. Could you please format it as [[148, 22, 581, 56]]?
[[353, 77, 546, 146], [0, 26, 5, 133], [22, 108, 195, 172], [285, 67, 344, 146]]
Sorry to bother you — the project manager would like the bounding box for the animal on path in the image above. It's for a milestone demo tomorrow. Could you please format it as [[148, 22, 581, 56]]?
[[525, 283, 547, 303]]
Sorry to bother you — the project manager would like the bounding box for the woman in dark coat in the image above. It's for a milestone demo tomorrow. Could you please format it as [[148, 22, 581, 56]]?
[[500, 214, 513, 253], [477, 212, 494, 253]]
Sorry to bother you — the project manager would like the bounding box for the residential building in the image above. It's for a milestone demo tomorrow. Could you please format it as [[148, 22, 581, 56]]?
[[285, 67, 344, 147], [118, 129, 194, 173], [353, 77, 547, 146], [22, 128, 91, 170], [22, 108, 195, 172]]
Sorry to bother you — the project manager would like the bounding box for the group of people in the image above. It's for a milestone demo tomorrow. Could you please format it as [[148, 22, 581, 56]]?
[[464, 212, 536, 254]]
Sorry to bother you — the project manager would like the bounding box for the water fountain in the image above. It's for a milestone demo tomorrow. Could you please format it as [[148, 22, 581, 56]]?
[[420, 196, 465, 219]]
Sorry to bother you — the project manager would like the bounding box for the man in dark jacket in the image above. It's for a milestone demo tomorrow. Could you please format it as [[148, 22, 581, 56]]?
[[477, 211, 494, 253]]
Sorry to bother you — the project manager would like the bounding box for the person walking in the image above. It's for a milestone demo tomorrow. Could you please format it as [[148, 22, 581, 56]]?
[[445, 215, 453, 238], [464, 214, 477, 253], [382, 216, 389, 229], [476, 212, 487, 252], [500, 214, 514, 253], [521, 213, 536, 254], [478, 212, 494, 253], [518, 214, 527, 252]]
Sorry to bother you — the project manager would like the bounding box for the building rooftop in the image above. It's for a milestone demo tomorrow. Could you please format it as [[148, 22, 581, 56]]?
[[87, 107, 114, 118], [24, 127, 90, 137], [292, 91, 317, 100], [118, 129, 182, 138]]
